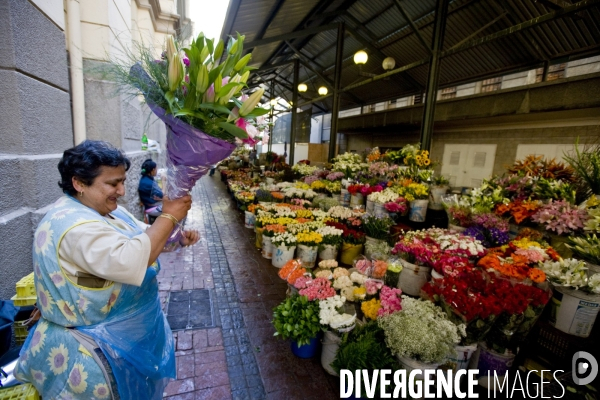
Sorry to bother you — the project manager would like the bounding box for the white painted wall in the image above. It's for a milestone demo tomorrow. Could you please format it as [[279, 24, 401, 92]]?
[[29, 0, 65, 30]]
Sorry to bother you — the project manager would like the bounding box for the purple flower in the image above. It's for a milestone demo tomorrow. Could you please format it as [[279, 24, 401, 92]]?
[[182, 56, 190, 67]]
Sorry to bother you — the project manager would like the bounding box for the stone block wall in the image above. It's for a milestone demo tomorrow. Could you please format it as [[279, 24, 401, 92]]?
[[0, 0, 73, 300]]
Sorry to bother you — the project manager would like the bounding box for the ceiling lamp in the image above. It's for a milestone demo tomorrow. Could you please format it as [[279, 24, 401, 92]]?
[[297, 83, 307, 92], [318, 86, 328, 96], [382, 57, 396, 71], [353, 50, 368, 65], [270, 98, 277, 106]]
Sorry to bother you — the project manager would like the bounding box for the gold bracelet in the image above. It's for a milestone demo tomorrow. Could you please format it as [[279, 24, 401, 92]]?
[[159, 213, 179, 226]]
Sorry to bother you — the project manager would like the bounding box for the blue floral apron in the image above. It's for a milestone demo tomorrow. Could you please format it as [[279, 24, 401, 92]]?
[[14, 195, 175, 399]]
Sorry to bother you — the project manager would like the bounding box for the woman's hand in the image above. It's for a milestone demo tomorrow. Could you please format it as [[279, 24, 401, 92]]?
[[180, 230, 200, 247], [161, 195, 192, 221]]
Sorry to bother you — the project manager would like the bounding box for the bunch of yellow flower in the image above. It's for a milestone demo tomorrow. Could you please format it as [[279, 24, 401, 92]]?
[[395, 182, 429, 202], [295, 209, 313, 219], [296, 231, 323, 247], [511, 237, 543, 249], [361, 298, 381, 320], [353, 286, 366, 300], [294, 182, 310, 190], [310, 180, 326, 191], [325, 181, 342, 194], [404, 149, 431, 168], [256, 215, 277, 227], [276, 217, 297, 226]]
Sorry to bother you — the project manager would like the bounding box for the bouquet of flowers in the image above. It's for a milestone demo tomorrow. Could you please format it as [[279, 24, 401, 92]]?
[[262, 224, 286, 237], [531, 200, 589, 235], [292, 163, 318, 176], [296, 231, 323, 247], [271, 232, 298, 248], [378, 297, 465, 364], [495, 199, 542, 225], [361, 215, 394, 240], [396, 182, 429, 202], [567, 234, 600, 265], [384, 197, 408, 215], [368, 188, 399, 205], [319, 295, 356, 332], [278, 259, 306, 285], [378, 286, 402, 317], [347, 184, 365, 196], [326, 172, 345, 181], [441, 194, 472, 227], [299, 277, 336, 300], [316, 226, 343, 248], [533, 178, 577, 204], [538, 258, 600, 294]]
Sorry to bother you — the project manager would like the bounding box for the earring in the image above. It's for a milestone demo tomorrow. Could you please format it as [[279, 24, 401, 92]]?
[[79, 191, 83, 197]]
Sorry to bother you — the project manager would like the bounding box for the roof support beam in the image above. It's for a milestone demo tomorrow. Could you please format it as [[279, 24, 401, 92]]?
[[247, 0, 287, 52], [392, 0, 432, 54], [420, 0, 449, 152], [329, 23, 345, 161], [244, 23, 340, 49], [289, 59, 299, 165], [448, 11, 507, 51]]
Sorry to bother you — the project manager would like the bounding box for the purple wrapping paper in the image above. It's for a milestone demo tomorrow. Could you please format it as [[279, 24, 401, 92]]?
[[147, 104, 236, 249]]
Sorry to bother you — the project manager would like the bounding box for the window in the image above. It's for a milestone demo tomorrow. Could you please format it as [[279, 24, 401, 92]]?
[[413, 93, 423, 104], [481, 77, 502, 92], [440, 86, 457, 100], [535, 63, 566, 82]]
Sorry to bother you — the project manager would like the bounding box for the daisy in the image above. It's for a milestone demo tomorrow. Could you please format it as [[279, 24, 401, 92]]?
[[47, 344, 69, 375], [31, 369, 46, 386], [29, 320, 48, 356], [68, 363, 88, 393], [56, 300, 79, 324], [34, 221, 54, 255], [93, 383, 111, 399], [50, 272, 66, 288]]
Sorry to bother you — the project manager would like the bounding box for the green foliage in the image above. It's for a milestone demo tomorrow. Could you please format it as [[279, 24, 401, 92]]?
[[567, 234, 600, 265], [272, 295, 321, 346], [563, 138, 600, 196]]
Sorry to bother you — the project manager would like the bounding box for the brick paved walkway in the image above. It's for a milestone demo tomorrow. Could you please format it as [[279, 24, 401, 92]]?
[[159, 174, 339, 400]]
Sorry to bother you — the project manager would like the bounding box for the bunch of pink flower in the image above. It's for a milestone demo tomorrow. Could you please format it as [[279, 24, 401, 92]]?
[[369, 162, 392, 177], [299, 277, 336, 300], [378, 286, 402, 316], [531, 200, 589, 235], [384, 197, 407, 214], [355, 259, 372, 275], [326, 172, 345, 181], [365, 279, 384, 295], [291, 198, 311, 207], [304, 175, 320, 185], [346, 216, 363, 228], [294, 276, 312, 289], [514, 247, 548, 263], [360, 184, 384, 197], [471, 213, 509, 232]]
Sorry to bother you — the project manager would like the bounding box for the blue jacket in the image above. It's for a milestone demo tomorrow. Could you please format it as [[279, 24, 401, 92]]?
[[138, 175, 163, 209]]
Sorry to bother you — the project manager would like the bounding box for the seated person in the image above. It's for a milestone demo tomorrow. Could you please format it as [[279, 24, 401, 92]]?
[[138, 159, 163, 218]]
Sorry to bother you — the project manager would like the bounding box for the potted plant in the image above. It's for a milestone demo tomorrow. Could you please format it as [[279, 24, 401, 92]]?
[[296, 231, 323, 268], [272, 295, 322, 358], [316, 226, 343, 260], [378, 296, 465, 373], [271, 232, 297, 268]]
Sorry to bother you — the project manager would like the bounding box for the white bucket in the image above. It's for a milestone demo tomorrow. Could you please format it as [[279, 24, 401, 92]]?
[[431, 269, 444, 280], [397, 355, 440, 378], [374, 203, 390, 218], [340, 189, 350, 207], [398, 259, 431, 296], [318, 245, 338, 261], [409, 200, 429, 222], [429, 186, 449, 210], [476, 342, 515, 377], [244, 211, 255, 229], [272, 245, 296, 268], [549, 285, 600, 337], [266, 177, 274, 185], [364, 236, 386, 260], [261, 235, 273, 259], [350, 193, 365, 207], [366, 199, 375, 214], [297, 244, 318, 268], [321, 330, 341, 376], [448, 344, 478, 372], [447, 223, 467, 233]]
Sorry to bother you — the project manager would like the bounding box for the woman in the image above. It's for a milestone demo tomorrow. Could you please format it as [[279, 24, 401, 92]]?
[[138, 159, 163, 210], [14, 140, 199, 399]]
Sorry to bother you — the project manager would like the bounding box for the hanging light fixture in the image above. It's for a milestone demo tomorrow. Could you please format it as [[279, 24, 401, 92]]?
[[270, 98, 277, 106], [318, 86, 328, 96], [353, 50, 368, 65], [382, 57, 396, 71], [297, 83, 307, 92]]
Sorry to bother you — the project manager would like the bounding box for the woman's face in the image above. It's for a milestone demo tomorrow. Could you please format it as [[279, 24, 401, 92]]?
[[151, 167, 157, 177], [74, 165, 127, 216]]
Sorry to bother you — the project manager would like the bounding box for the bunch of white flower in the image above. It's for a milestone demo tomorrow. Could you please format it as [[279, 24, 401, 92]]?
[[319, 259, 338, 269], [292, 163, 318, 176], [316, 226, 343, 238], [311, 209, 330, 221], [276, 182, 294, 189], [319, 295, 356, 330], [328, 206, 358, 220], [271, 232, 298, 248], [350, 271, 367, 285], [367, 188, 400, 204], [436, 234, 485, 256], [274, 207, 296, 218], [538, 258, 589, 289], [333, 275, 353, 290]]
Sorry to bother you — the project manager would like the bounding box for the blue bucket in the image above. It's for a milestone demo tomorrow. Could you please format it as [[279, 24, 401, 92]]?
[[291, 337, 319, 358]]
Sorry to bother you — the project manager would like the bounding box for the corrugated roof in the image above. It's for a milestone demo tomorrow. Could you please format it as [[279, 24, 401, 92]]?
[[221, 0, 600, 113]]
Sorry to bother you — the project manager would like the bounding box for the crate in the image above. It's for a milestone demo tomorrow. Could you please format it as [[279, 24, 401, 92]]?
[[9, 295, 36, 307], [13, 320, 28, 345], [0, 384, 39, 400], [15, 273, 35, 298]]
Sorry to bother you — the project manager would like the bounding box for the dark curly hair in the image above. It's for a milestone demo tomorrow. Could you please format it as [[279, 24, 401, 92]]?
[[141, 159, 157, 176], [58, 140, 131, 196]]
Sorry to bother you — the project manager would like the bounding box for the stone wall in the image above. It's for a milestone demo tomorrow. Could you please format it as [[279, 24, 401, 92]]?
[[0, 0, 73, 300]]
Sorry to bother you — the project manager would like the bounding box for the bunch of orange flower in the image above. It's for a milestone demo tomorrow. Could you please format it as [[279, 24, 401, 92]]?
[[495, 200, 541, 224], [278, 259, 306, 285]]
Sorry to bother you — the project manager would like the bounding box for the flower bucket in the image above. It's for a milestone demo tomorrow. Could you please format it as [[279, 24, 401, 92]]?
[[272, 245, 296, 268], [476, 342, 515, 377], [350, 193, 365, 207], [321, 330, 341, 376], [364, 236, 386, 260], [508, 223, 521, 240], [448, 344, 478, 372], [548, 234, 573, 259], [408, 200, 428, 222], [447, 223, 466, 233], [261, 235, 273, 259], [266, 177, 274, 185], [397, 356, 440, 379], [259, 201, 274, 206], [549, 285, 600, 338], [431, 269, 444, 280], [244, 211, 255, 229], [429, 186, 449, 210], [398, 259, 431, 296], [366, 199, 375, 214], [340, 242, 363, 265], [255, 227, 264, 249], [291, 336, 320, 358], [374, 203, 390, 218], [340, 189, 350, 207], [297, 244, 318, 268], [318, 244, 339, 261]]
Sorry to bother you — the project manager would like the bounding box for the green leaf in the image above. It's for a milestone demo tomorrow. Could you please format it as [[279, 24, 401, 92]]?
[[197, 102, 232, 115], [218, 82, 244, 98], [206, 38, 214, 55], [217, 122, 248, 139], [242, 107, 270, 119]]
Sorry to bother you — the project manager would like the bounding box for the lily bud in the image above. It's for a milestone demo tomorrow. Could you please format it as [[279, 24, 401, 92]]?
[[239, 88, 264, 117], [196, 64, 209, 94], [214, 39, 224, 61], [166, 35, 177, 63], [230, 74, 242, 84], [203, 84, 215, 103], [229, 39, 239, 55], [233, 54, 252, 72], [214, 73, 223, 93], [168, 54, 183, 92], [240, 71, 250, 84], [200, 46, 210, 63]]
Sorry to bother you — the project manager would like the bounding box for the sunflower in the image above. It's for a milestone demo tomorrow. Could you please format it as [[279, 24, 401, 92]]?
[[29, 320, 48, 356], [47, 344, 69, 375], [30, 369, 46, 386], [423, 158, 431, 166], [68, 363, 89, 394], [34, 221, 54, 255], [56, 300, 79, 324], [37, 284, 55, 314], [93, 383, 111, 399], [50, 272, 66, 288]]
